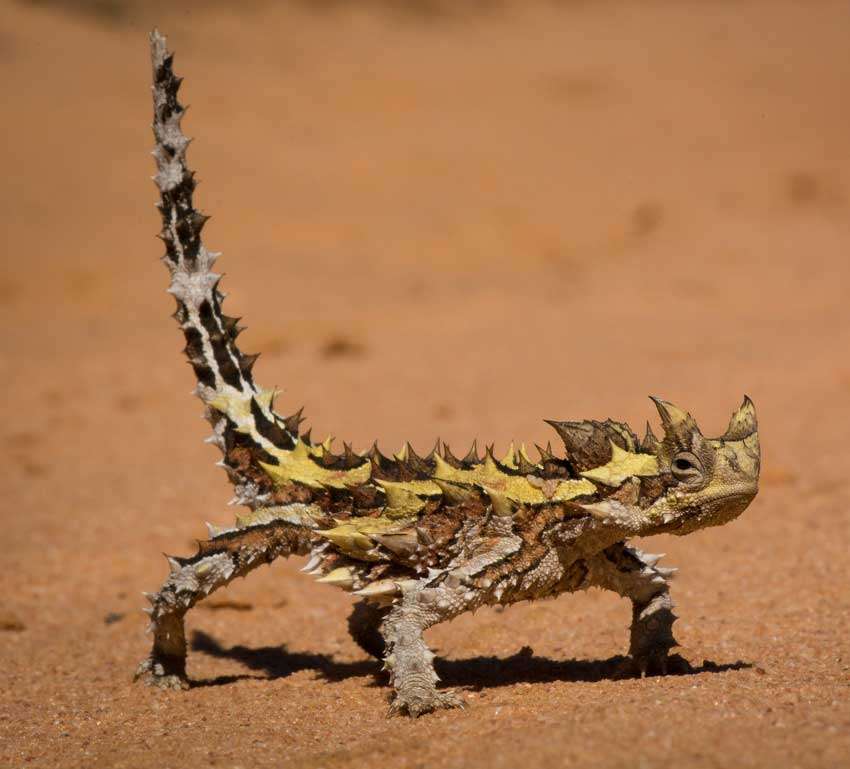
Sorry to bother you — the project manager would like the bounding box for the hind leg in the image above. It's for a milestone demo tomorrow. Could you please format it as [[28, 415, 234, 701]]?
[[380, 576, 482, 716], [135, 518, 309, 688]]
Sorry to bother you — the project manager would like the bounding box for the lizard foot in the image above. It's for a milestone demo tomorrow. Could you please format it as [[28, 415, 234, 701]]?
[[387, 688, 465, 718], [615, 651, 690, 679], [134, 657, 189, 690]]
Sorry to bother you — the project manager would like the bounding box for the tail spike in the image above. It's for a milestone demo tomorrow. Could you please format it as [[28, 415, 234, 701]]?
[[170, 302, 189, 325], [220, 314, 242, 339], [210, 275, 225, 302], [282, 407, 305, 436], [240, 352, 260, 377], [186, 210, 210, 238]]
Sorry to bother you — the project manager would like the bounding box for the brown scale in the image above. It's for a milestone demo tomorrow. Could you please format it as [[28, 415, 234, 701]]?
[[269, 481, 317, 508], [639, 474, 670, 507], [220, 421, 279, 494], [346, 483, 384, 513], [534, 442, 573, 479], [545, 418, 640, 472], [413, 498, 488, 568], [189, 521, 311, 567], [476, 503, 582, 591], [367, 443, 441, 482]]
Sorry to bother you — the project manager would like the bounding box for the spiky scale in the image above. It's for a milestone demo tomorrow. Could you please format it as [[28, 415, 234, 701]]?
[[500, 442, 517, 469], [283, 407, 305, 435], [642, 421, 660, 453], [462, 440, 480, 465], [394, 443, 409, 462], [316, 567, 356, 588], [482, 487, 515, 518], [240, 352, 260, 376], [441, 444, 463, 469], [432, 478, 476, 505], [516, 444, 538, 475], [372, 531, 419, 557], [535, 442, 554, 462]]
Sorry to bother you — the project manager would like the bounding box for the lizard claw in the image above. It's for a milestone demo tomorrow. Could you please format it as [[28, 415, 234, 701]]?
[[615, 651, 689, 680], [387, 688, 465, 717]]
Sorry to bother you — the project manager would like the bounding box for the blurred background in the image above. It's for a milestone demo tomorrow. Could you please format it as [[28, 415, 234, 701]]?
[[2, 1, 849, 767]]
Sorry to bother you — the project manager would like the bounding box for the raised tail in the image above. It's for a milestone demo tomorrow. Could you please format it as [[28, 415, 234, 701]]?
[[150, 30, 303, 510]]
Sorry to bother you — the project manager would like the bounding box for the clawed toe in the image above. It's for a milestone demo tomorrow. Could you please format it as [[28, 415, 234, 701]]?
[[388, 689, 465, 717], [615, 651, 690, 680]]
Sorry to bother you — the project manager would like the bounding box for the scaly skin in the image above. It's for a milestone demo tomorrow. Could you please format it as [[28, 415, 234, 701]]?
[[136, 31, 761, 715]]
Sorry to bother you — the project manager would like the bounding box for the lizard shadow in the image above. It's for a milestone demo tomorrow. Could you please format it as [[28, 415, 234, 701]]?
[[190, 630, 751, 690], [189, 630, 375, 687]]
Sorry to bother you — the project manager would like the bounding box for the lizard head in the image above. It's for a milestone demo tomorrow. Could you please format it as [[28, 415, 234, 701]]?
[[646, 396, 760, 535]]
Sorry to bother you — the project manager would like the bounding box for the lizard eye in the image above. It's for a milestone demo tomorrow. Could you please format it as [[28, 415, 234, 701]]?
[[671, 452, 704, 483]]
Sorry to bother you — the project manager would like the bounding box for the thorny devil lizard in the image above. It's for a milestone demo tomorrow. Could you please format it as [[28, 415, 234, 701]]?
[[136, 30, 761, 716]]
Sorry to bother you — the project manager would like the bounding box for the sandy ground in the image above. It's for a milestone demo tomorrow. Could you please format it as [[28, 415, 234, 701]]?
[[1, 0, 849, 766]]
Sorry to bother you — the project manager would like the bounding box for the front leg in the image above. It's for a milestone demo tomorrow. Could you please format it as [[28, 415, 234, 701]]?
[[587, 542, 678, 676]]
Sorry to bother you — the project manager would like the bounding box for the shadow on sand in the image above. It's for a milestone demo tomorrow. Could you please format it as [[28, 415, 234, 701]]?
[[190, 630, 751, 690]]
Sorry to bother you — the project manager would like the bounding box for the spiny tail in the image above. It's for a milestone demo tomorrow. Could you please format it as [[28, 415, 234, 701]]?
[[150, 30, 303, 509]]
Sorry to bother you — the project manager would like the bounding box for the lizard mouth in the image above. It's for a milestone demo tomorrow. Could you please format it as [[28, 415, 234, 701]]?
[[681, 482, 758, 509], [668, 486, 757, 535]]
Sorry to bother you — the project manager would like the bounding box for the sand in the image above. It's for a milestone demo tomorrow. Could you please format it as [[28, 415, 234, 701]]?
[[1, 1, 849, 766]]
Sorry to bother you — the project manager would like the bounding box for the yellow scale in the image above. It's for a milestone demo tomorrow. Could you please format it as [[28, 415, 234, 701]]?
[[208, 387, 659, 561]]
